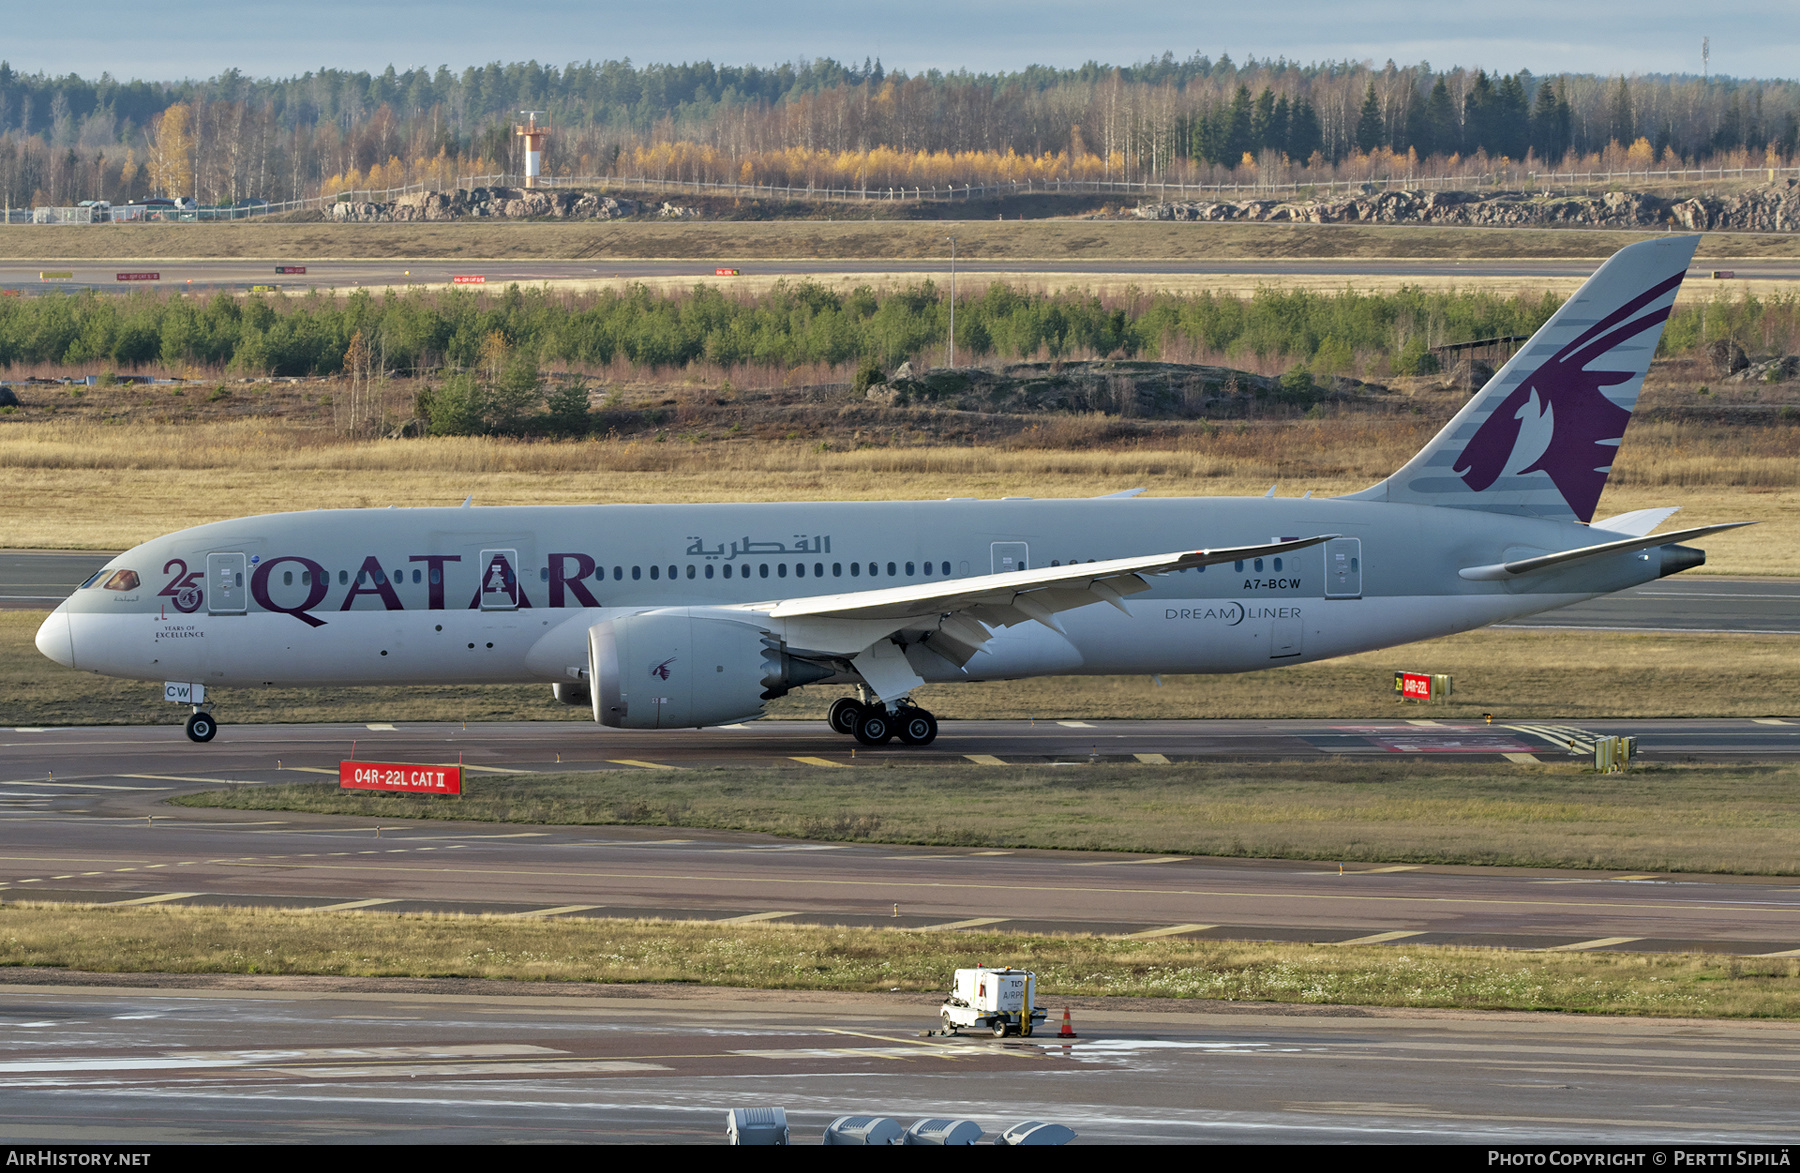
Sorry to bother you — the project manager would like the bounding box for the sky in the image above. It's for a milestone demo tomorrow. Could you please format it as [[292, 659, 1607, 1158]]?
[[7, 1, 1794, 83]]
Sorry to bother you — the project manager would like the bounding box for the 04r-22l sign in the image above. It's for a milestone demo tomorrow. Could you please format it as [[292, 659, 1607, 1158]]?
[[339, 760, 463, 795]]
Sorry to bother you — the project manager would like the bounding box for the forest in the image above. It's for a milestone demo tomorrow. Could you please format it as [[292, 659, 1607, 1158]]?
[[0, 53, 1796, 208], [1, 280, 1793, 399]]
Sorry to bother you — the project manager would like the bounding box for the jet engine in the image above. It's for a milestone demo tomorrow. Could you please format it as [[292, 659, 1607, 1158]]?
[[587, 610, 832, 729]]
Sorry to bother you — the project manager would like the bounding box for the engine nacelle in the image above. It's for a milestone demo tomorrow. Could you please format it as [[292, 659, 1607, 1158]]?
[[588, 610, 829, 729]]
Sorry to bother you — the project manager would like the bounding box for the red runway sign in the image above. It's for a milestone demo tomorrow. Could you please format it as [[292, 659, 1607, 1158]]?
[[1397, 671, 1433, 701], [276, 266, 307, 274], [714, 267, 740, 276], [116, 272, 160, 281], [339, 760, 462, 795], [451, 275, 486, 284]]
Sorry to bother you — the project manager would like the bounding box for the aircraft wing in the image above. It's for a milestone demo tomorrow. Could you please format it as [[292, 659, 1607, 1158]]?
[[745, 534, 1337, 701]]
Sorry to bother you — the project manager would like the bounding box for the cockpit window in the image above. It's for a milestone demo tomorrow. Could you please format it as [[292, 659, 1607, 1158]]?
[[101, 569, 140, 592], [79, 572, 103, 589]]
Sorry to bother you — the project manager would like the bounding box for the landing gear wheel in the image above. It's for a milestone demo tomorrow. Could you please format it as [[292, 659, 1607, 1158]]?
[[941, 1011, 956, 1034], [853, 708, 896, 746], [828, 697, 864, 736], [897, 710, 938, 746], [184, 711, 217, 743], [991, 1018, 1009, 1038]]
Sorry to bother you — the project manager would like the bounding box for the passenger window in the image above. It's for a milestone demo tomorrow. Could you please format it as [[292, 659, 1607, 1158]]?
[[705, 565, 714, 579], [794, 563, 805, 578], [833, 563, 842, 577], [1254, 558, 1263, 572], [723, 564, 733, 579], [887, 562, 897, 576], [941, 562, 950, 575], [1050, 560, 1060, 567], [357, 570, 367, 585], [814, 562, 824, 578], [539, 567, 548, 582], [667, 565, 676, 579], [923, 561, 934, 575], [1233, 561, 1243, 573], [779, 563, 789, 578], [686, 565, 696, 579], [759, 564, 770, 578], [283, 571, 293, 586], [905, 562, 914, 575], [1273, 558, 1283, 572], [631, 566, 641, 580], [650, 566, 660, 580], [613, 566, 622, 580], [850, 563, 860, 577], [302, 571, 312, 585], [429, 568, 440, 585], [338, 570, 348, 585]]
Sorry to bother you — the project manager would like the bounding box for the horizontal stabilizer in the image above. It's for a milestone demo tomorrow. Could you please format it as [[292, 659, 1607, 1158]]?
[[1457, 522, 1751, 581], [1592, 506, 1681, 537]]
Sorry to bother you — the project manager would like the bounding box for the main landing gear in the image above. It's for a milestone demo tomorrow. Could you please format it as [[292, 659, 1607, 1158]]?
[[828, 696, 938, 747], [184, 709, 218, 743]]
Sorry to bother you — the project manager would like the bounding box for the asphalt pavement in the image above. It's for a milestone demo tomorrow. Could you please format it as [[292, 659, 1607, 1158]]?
[[1, 978, 1794, 1143]]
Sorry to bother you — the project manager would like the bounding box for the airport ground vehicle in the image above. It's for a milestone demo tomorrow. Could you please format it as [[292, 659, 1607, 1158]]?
[[941, 966, 1046, 1037]]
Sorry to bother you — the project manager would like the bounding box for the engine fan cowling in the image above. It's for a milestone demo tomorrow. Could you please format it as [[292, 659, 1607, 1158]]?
[[589, 610, 819, 729]]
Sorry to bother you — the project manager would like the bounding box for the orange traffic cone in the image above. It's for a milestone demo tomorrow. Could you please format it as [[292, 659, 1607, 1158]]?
[[1057, 1007, 1077, 1039]]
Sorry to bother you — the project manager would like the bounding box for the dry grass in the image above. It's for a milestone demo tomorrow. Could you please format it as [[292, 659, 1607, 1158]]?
[[5, 220, 1800, 264], [7, 604, 1798, 727], [2, 903, 1796, 1017], [0, 417, 1790, 572], [176, 761, 1800, 875]]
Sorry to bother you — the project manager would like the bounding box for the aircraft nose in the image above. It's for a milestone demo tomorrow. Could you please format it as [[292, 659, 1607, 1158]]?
[[35, 609, 75, 669]]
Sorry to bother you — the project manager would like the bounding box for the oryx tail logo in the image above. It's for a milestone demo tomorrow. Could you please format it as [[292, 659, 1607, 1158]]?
[[1453, 271, 1682, 522], [650, 657, 676, 681]]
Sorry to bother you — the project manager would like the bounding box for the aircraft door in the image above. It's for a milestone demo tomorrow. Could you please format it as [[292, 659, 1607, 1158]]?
[[1324, 537, 1363, 599], [478, 549, 520, 610], [991, 542, 1029, 574], [206, 553, 247, 614]]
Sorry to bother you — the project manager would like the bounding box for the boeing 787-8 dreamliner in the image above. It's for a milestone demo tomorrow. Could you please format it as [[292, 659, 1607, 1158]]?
[[37, 235, 1744, 745]]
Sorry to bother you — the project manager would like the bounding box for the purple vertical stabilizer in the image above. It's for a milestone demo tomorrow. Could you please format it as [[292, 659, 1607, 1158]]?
[[1340, 236, 1698, 521]]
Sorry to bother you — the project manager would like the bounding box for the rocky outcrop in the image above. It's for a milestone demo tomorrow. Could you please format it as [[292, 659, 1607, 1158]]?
[[1726, 355, 1799, 383], [1136, 181, 1800, 232], [869, 359, 1386, 418], [327, 187, 700, 222]]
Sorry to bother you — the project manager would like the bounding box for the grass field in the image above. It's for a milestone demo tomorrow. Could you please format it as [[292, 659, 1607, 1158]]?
[[8, 604, 1797, 727], [174, 760, 1800, 875], [2, 903, 1795, 1018], [4, 220, 1800, 264], [0, 420, 1791, 572]]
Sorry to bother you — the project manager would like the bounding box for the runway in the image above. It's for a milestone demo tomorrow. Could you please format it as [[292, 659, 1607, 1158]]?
[[0, 977, 1795, 1143], [1, 257, 1796, 295], [6, 550, 1796, 632], [2, 717, 1799, 955]]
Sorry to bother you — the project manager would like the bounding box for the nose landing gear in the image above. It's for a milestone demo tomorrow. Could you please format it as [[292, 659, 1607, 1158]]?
[[184, 708, 218, 743]]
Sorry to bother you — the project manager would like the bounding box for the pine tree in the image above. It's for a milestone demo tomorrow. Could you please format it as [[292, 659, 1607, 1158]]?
[[1287, 98, 1324, 163], [1250, 88, 1276, 155], [1530, 79, 1564, 161], [1425, 77, 1457, 157], [1608, 77, 1634, 146], [1268, 94, 1292, 160], [1224, 84, 1255, 162], [1463, 70, 1496, 155], [1495, 74, 1529, 159], [1355, 83, 1385, 152]]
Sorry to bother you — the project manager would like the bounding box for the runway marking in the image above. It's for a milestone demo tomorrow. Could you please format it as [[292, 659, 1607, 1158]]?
[[1133, 753, 1171, 764], [1356, 865, 1422, 874], [282, 767, 338, 775], [0, 780, 166, 792], [365, 724, 398, 731], [789, 757, 846, 768], [1334, 930, 1426, 945], [608, 759, 676, 770], [1610, 874, 1660, 881], [508, 904, 604, 918], [12, 729, 48, 733], [103, 892, 202, 906], [1544, 936, 1642, 951], [1405, 720, 1445, 727], [1057, 721, 1094, 728], [1074, 856, 1187, 867], [1502, 753, 1541, 764], [118, 774, 267, 786], [1752, 719, 1793, 726], [711, 910, 798, 924], [1756, 947, 1800, 957], [964, 755, 1007, 766], [1124, 923, 1217, 939], [452, 764, 532, 775], [968, 851, 1013, 856], [310, 898, 398, 911], [916, 916, 1011, 931]]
